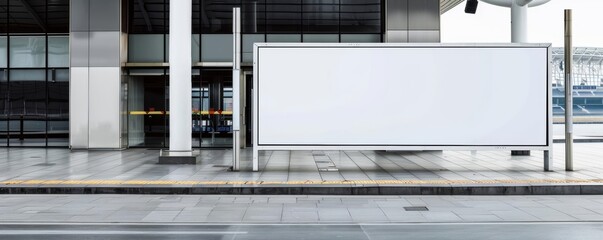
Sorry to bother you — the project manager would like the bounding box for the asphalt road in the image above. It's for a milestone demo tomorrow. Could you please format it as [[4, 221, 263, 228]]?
[[0, 222, 602, 240]]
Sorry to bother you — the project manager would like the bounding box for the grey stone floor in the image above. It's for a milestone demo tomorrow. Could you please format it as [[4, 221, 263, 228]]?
[[1, 195, 603, 223], [0, 143, 602, 183]]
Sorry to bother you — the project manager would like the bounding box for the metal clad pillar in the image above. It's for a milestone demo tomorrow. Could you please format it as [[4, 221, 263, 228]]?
[[233, 7, 241, 171], [565, 9, 574, 171], [70, 0, 124, 149], [385, 0, 409, 42], [169, 0, 192, 151], [385, 0, 441, 43]]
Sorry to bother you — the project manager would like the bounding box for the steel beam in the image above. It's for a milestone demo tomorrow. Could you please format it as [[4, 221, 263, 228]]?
[[18, 0, 47, 32], [136, 0, 153, 32]]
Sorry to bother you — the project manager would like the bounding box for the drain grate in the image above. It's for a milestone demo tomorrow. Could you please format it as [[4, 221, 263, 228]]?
[[32, 163, 55, 167], [404, 206, 429, 211], [318, 168, 339, 172], [315, 160, 331, 164], [159, 196, 181, 201], [312, 153, 326, 156]]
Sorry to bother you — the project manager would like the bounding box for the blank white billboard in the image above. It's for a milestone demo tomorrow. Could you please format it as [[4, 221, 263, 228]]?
[[254, 44, 550, 147]]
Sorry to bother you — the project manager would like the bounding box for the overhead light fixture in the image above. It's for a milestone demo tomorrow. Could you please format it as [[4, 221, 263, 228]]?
[[465, 0, 479, 14]]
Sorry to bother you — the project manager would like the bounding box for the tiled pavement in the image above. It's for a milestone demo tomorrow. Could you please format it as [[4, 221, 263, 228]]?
[[1, 143, 603, 194], [2, 195, 603, 223], [1, 143, 603, 182]]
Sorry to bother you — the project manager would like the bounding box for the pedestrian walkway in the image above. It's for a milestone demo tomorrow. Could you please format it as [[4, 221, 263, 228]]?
[[2, 195, 603, 223], [1, 143, 603, 194]]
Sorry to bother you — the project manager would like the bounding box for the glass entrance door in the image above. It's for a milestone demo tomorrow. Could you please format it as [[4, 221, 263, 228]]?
[[127, 69, 233, 149], [196, 70, 233, 148], [127, 73, 167, 148]]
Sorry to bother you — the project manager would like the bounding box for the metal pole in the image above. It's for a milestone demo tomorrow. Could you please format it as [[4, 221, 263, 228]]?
[[564, 9, 574, 171], [232, 8, 241, 171]]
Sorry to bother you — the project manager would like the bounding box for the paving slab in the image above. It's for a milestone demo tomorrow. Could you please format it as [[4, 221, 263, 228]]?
[[1, 144, 603, 195]]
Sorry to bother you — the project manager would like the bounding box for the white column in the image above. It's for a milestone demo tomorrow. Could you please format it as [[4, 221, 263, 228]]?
[[511, 1, 528, 43], [169, 0, 192, 151]]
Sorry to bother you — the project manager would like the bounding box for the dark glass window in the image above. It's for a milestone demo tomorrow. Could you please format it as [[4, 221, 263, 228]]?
[[340, 0, 381, 33], [265, 0, 301, 33], [128, 0, 168, 34], [8, 0, 46, 34], [193, 0, 200, 33], [0, 1, 7, 33], [242, 0, 265, 33], [130, 0, 383, 34], [2, 0, 68, 34], [46, 0, 69, 33], [143, 75, 167, 147], [0, 69, 7, 145], [303, 0, 339, 33], [200, 0, 239, 33], [8, 69, 46, 146], [47, 69, 68, 146], [0, 0, 69, 147]]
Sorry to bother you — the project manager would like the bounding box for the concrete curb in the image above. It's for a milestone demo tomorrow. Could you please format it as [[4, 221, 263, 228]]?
[[2, 184, 603, 195]]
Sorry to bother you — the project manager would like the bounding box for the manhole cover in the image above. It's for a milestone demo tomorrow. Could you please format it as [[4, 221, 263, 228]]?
[[32, 163, 55, 167], [404, 206, 429, 211]]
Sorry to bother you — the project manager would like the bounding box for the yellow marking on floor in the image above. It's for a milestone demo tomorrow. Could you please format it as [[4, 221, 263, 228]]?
[[1, 179, 603, 186]]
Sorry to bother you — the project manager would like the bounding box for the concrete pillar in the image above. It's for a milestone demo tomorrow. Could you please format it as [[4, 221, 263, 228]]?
[[169, 0, 192, 151]]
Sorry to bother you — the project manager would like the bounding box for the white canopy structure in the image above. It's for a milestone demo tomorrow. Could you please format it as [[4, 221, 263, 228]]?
[[481, 0, 551, 43]]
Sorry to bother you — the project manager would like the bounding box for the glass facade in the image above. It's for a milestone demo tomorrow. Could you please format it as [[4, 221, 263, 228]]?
[[127, 69, 233, 148], [0, 0, 70, 147], [125, 0, 384, 148], [127, 0, 384, 63]]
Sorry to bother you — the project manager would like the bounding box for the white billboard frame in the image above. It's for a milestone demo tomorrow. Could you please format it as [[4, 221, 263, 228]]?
[[252, 43, 553, 172]]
